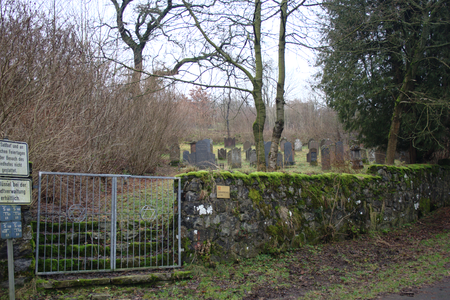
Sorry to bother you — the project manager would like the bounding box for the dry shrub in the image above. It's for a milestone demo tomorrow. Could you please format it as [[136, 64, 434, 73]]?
[[0, 0, 187, 184]]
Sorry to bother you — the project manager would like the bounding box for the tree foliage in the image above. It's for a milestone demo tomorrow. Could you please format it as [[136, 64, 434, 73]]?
[[317, 0, 450, 162]]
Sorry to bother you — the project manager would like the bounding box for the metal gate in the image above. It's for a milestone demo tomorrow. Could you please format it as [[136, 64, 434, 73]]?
[[35, 172, 181, 275]]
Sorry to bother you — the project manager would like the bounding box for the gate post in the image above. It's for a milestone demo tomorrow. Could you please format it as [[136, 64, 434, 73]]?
[[110, 177, 117, 271]]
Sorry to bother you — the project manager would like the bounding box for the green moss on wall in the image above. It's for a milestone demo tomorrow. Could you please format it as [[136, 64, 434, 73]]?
[[419, 198, 431, 216]]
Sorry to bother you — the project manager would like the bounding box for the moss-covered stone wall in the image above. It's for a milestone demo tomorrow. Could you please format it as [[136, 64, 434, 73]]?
[[177, 165, 450, 262]]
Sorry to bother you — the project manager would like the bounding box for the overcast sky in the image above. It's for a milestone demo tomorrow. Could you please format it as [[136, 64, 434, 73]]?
[[40, 0, 319, 102]]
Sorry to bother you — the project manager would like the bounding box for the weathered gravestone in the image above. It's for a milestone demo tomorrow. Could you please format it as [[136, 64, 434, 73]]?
[[189, 141, 196, 154], [218, 148, 227, 160], [308, 140, 319, 166], [208, 138, 214, 153], [309, 141, 319, 166], [224, 137, 236, 148], [194, 139, 216, 169], [307, 139, 315, 162], [350, 145, 363, 169], [294, 139, 302, 151], [243, 141, 251, 151], [321, 145, 331, 171], [329, 144, 336, 165], [335, 141, 344, 164], [249, 149, 257, 166], [245, 147, 252, 161], [228, 148, 242, 168], [169, 143, 180, 163], [183, 150, 192, 164], [368, 149, 375, 163], [375, 148, 385, 164], [280, 138, 288, 151], [320, 139, 326, 148], [284, 141, 295, 166], [264, 141, 272, 167]]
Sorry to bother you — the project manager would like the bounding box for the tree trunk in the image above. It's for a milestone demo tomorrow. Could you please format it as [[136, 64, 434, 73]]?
[[268, 0, 287, 171], [131, 47, 143, 98], [385, 98, 402, 164], [253, 0, 266, 171], [226, 91, 231, 138]]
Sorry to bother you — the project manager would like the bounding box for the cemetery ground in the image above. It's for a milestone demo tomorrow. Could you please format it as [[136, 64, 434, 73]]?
[[176, 142, 372, 175], [3, 142, 449, 299]]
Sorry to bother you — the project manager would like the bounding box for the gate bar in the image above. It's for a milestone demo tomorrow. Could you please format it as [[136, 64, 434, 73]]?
[[111, 177, 117, 271]]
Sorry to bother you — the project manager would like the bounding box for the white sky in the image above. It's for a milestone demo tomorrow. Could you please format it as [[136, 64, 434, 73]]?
[[41, 0, 319, 102]]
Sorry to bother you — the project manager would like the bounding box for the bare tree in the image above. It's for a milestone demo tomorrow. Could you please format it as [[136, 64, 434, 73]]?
[[109, 0, 184, 97], [0, 0, 188, 180], [163, 0, 309, 171]]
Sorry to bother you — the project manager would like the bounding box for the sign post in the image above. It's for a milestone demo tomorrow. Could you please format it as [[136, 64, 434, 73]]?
[[0, 140, 30, 300]]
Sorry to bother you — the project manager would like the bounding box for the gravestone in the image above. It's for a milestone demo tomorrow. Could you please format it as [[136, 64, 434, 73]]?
[[320, 139, 326, 148], [329, 144, 336, 165], [264, 141, 272, 167], [350, 145, 363, 169], [183, 150, 192, 164], [309, 148, 318, 166], [321, 146, 331, 171], [324, 139, 333, 146], [208, 139, 214, 153], [280, 138, 288, 151], [308, 139, 315, 150], [306, 152, 310, 163], [245, 147, 252, 161], [308, 140, 319, 166], [368, 149, 376, 163], [189, 141, 196, 153], [335, 141, 344, 164], [229, 148, 242, 168], [243, 141, 251, 151], [218, 148, 227, 160], [224, 137, 236, 148], [284, 141, 295, 166], [294, 139, 302, 151], [375, 148, 385, 164], [249, 149, 257, 166], [169, 143, 180, 162], [195, 139, 216, 169]]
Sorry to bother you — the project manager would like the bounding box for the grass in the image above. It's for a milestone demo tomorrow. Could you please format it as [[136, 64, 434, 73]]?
[[15, 224, 450, 299], [179, 141, 400, 175]]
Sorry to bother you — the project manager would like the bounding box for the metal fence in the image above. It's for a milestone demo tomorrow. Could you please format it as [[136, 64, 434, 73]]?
[[35, 172, 181, 275]]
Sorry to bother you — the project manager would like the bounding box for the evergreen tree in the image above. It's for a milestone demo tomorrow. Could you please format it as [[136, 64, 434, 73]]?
[[317, 0, 450, 163]]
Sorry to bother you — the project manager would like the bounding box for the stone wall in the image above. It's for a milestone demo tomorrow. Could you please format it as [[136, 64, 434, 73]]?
[[2, 164, 450, 286], [178, 165, 450, 262]]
